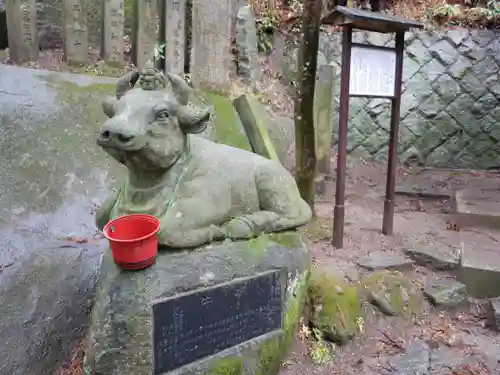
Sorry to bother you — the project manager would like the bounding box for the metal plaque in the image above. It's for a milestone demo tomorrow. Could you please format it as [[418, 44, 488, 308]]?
[[349, 45, 396, 97], [152, 270, 282, 374]]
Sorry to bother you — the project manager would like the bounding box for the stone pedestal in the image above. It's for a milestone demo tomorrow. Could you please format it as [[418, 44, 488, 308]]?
[[84, 232, 310, 375]]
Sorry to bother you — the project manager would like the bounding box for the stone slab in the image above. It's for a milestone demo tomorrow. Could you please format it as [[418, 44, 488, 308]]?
[[451, 187, 500, 230], [459, 247, 500, 298], [357, 252, 414, 271], [233, 94, 280, 162], [423, 278, 468, 310], [84, 232, 310, 375], [404, 247, 459, 271]]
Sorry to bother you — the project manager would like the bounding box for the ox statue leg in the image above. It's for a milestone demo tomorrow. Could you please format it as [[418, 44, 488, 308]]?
[[223, 165, 312, 239]]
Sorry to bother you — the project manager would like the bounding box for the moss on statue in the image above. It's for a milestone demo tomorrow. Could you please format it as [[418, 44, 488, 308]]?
[[360, 271, 422, 318], [257, 270, 309, 375], [308, 269, 363, 344]]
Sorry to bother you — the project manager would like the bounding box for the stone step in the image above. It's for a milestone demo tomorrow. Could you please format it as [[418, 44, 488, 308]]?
[[450, 187, 500, 230], [458, 247, 500, 299]]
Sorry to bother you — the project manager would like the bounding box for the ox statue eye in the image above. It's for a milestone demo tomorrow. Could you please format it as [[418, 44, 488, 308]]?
[[156, 111, 169, 121]]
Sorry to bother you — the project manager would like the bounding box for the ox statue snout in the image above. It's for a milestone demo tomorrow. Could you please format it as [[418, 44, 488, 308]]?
[[97, 129, 135, 147]]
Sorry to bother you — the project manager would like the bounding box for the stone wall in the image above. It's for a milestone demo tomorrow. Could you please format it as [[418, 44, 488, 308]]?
[[277, 28, 500, 169]]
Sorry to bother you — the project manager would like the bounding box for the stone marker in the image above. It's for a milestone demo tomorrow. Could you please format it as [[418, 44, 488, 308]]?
[[63, 0, 88, 66], [235, 5, 260, 86], [314, 64, 335, 176], [84, 233, 309, 375], [101, 0, 125, 66], [132, 0, 157, 69], [190, 0, 233, 92], [152, 270, 282, 374], [233, 94, 280, 162], [5, 0, 38, 63], [164, 0, 186, 75]]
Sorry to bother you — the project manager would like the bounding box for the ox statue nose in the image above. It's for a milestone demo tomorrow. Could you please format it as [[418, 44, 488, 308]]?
[[98, 130, 135, 146]]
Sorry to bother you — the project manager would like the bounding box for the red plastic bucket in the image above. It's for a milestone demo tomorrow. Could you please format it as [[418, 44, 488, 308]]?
[[103, 214, 161, 271]]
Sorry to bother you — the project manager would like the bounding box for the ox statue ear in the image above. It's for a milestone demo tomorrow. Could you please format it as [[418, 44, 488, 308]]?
[[177, 105, 212, 134], [102, 96, 117, 118]]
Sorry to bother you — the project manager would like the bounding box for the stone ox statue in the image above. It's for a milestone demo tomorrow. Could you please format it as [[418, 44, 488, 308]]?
[[95, 69, 312, 248]]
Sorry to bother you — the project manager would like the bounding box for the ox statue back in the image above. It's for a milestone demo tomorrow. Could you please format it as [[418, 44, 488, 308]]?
[[95, 67, 312, 248]]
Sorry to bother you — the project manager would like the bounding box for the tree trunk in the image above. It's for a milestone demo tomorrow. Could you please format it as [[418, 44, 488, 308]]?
[[294, 0, 321, 213]]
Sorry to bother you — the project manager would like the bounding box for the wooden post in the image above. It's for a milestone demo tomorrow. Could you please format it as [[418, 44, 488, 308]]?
[[382, 31, 405, 235], [164, 0, 186, 75], [5, 0, 38, 63], [332, 25, 352, 249], [101, 0, 125, 67], [63, 0, 89, 66], [132, 0, 157, 69]]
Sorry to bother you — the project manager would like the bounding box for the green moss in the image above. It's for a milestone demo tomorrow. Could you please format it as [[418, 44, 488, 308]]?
[[268, 232, 304, 248], [300, 217, 332, 242], [247, 234, 271, 255], [308, 269, 362, 344], [247, 232, 304, 255], [258, 270, 309, 375], [360, 271, 422, 318], [208, 357, 243, 375], [205, 92, 252, 151]]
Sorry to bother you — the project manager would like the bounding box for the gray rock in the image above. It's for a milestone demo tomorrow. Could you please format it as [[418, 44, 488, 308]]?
[[235, 5, 260, 85], [388, 339, 430, 375], [84, 232, 310, 375], [488, 297, 500, 331], [357, 252, 414, 271], [404, 247, 459, 270], [0, 65, 117, 375], [0, 241, 103, 375], [423, 278, 468, 309]]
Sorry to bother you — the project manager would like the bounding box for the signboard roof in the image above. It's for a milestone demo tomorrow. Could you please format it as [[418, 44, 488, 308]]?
[[322, 6, 424, 33]]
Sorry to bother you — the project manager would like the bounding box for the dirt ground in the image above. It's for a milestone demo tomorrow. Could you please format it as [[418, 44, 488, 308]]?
[[280, 157, 500, 375], [56, 158, 500, 375]]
